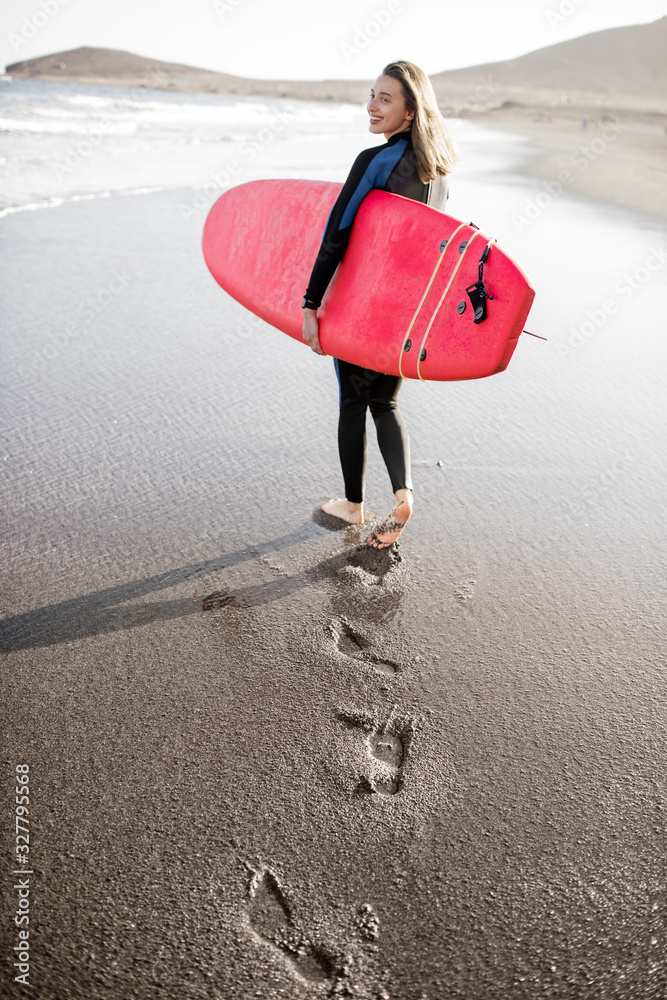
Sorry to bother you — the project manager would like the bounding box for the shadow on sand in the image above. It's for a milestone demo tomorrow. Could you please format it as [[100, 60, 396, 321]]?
[[1, 516, 402, 653]]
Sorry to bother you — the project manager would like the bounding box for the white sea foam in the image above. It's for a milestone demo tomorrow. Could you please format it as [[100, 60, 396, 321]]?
[[61, 93, 278, 124], [0, 79, 507, 218], [0, 185, 178, 218], [0, 116, 138, 135], [0, 197, 65, 215], [59, 94, 117, 108]]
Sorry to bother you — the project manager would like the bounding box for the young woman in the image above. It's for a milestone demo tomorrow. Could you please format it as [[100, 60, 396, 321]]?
[[302, 60, 458, 549]]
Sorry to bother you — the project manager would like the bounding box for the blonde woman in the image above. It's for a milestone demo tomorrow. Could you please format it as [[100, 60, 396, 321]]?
[[302, 61, 457, 549]]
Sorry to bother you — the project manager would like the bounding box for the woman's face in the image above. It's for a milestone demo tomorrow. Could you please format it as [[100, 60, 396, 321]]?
[[367, 74, 414, 139]]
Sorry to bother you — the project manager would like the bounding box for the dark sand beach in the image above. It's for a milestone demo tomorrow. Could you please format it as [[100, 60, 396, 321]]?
[[2, 24, 667, 997], [1, 167, 666, 997]]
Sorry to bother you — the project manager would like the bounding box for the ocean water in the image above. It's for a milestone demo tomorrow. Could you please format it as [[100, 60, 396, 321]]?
[[0, 78, 362, 212], [0, 77, 529, 215]]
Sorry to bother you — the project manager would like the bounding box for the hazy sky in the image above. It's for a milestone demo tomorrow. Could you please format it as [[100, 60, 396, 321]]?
[[2, 0, 667, 79]]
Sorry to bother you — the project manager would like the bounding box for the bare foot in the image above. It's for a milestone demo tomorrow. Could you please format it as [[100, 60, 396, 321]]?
[[366, 499, 412, 549], [321, 498, 364, 524]]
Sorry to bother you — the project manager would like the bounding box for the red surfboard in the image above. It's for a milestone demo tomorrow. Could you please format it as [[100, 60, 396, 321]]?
[[202, 179, 535, 381]]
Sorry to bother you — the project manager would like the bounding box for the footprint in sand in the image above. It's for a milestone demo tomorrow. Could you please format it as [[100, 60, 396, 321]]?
[[201, 588, 238, 611], [356, 902, 380, 941], [339, 710, 412, 796], [454, 578, 477, 603], [246, 868, 334, 984], [331, 618, 400, 676], [366, 730, 406, 795]]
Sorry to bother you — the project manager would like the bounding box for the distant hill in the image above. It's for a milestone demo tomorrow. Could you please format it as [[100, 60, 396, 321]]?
[[431, 16, 667, 106], [3, 46, 369, 103], [5, 17, 667, 112]]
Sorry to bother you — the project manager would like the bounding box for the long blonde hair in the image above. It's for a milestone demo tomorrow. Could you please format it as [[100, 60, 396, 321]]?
[[382, 60, 458, 182]]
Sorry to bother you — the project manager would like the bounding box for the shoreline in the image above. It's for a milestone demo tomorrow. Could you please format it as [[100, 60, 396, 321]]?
[[2, 73, 666, 228], [470, 105, 667, 226]]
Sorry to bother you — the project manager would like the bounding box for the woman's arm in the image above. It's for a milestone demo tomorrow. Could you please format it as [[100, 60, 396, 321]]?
[[303, 146, 380, 311], [301, 136, 414, 352], [301, 145, 384, 354]]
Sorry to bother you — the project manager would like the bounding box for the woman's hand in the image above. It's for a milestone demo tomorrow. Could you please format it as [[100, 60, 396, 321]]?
[[302, 308, 326, 356]]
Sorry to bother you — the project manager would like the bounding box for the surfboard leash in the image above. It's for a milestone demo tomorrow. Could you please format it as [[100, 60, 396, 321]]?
[[469, 241, 547, 342], [416, 231, 484, 381], [523, 330, 548, 340], [465, 239, 496, 324], [398, 222, 468, 379], [471, 241, 547, 343]]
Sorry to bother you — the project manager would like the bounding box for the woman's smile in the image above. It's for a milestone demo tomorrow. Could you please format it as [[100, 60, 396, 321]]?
[[367, 74, 414, 138]]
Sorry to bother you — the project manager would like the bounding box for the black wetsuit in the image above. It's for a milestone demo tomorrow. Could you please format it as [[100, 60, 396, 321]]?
[[304, 128, 449, 503]]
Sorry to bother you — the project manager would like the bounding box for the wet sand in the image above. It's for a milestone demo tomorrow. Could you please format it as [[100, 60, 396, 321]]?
[[473, 105, 667, 225], [1, 156, 667, 997]]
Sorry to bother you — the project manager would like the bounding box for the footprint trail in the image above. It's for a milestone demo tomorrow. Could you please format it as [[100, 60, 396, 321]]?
[[246, 868, 334, 985], [339, 709, 413, 796], [331, 618, 401, 676]]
